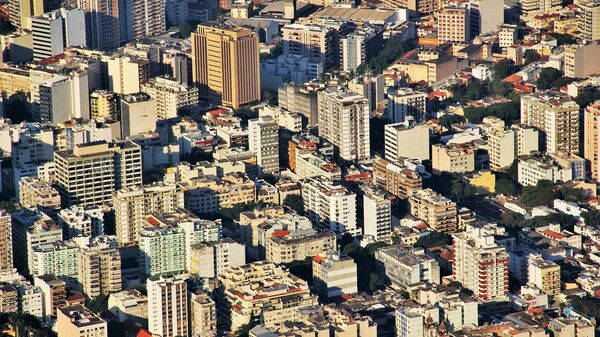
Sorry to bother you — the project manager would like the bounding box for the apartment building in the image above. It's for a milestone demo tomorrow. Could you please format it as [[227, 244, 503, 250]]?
[[189, 238, 245, 278], [579, 0, 600, 41], [0, 212, 12, 272], [130, 0, 166, 40], [295, 150, 342, 181], [431, 143, 476, 175], [218, 261, 318, 332], [521, 92, 580, 155], [312, 252, 357, 300], [453, 223, 510, 301], [302, 177, 359, 236], [9, 0, 43, 30], [382, 0, 435, 14], [90, 90, 119, 120], [388, 88, 428, 123], [34, 275, 66, 323], [147, 275, 189, 337], [11, 210, 62, 274], [361, 184, 392, 243], [470, 0, 504, 36], [498, 24, 518, 48], [0, 68, 31, 97], [318, 87, 370, 162], [78, 0, 120, 50], [108, 289, 148, 323], [264, 228, 336, 264], [248, 115, 280, 177], [438, 7, 470, 43], [139, 225, 186, 277], [106, 55, 151, 95], [584, 100, 600, 181], [30, 241, 79, 287], [372, 157, 423, 198], [517, 0, 561, 17], [517, 154, 575, 186], [385, 122, 430, 162], [278, 83, 320, 125], [409, 188, 457, 233], [31, 8, 86, 61], [57, 206, 103, 239], [564, 42, 600, 78], [75, 236, 122, 299], [19, 176, 61, 217], [141, 76, 199, 120], [488, 126, 539, 171], [54, 141, 142, 207], [282, 23, 337, 70], [239, 206, 291, 257], [341, 25, 383, 73], [375, 244, 440, 291], [528, 255, 561, 296], [347, 74, 385, 113], [191, 291, 217, 337], [191, 23, 260, 109], [57, 305, 107, 337], [182, 173, 256, 214]]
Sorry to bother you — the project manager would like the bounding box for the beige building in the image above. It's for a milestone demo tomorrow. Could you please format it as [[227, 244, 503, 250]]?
[[579, 0, 600, 41], [438, 7, 470, 43], [113, 183, 184, 246], [409, 188, 457, 233], [564, 42, 600, 78], [191, 291, 217, 337], [548, 318, 595, 337], [57, 305, 107, 337], [0, 211, 11, 272], [191, 23, 260, 109], [108, 289, 148, 323], [239, 206, 290, 258], [141, 76, 199, 119], [528, 255, 560, 296], [9, 0, 43, 30], [90, 90, 119, 120], [182, 172, 256, 214], [19, 176, 61, 217], [278, 83, 320, 125], [0, 67, 30, 97], [431, 143, 476, 174], [189, 238, 246, 278], [0, 284, 17, 313], [312, 252, 357, 300], [248, 115, 280, 176], [147, 275, 189, 337], [488, 126, 539, 171], [264, 229, 336, 264], [382, 0, 435, 14], [219, 261, 319, 332], [521, 93, 580, 155], [375, 244, 440, 291], [388, 88, 427, 123], [372, 157, 423, 198], [585, 101, 600, 181], [282, 23, 337, 70], [106, 55, 151, 95], [384, 122, 430, 162], [76, 236, 122, 299]]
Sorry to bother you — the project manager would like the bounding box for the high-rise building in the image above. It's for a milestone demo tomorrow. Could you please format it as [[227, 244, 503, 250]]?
[[30, 241, 79, 287], [113, 183, 184, 246], [372, 157, 423, 199], [564, 42, 600, 78], [488, 125, 539, 171], [141, 76, 199, 120], [191, 23, 260, 109], [120, 92, 157, 138], [78, 0, 120, 50], [34, 275, 66, 323], [381, 0, 435, 15], [278, 83, 320, 125], [302, 177, 359, 236], [360, 184, 392, 243], [387, 88, 427, 123], [438, 7, 470, 44], [106, 55, 151, 95], [131, 0, 166, 40], [453, 223, 509, 301], [9, 0, 44, 30], [36, 69, 91, 123], [580, 0, 600, 41], [75, 236, 122, 299], [147, 275, 189, 337], [31, 8, 86, 61], [384, 122, 430, 162], [282, 23, 337, 70], [585, 101, 600, 181], [469, 0, 503, 37], [11, 210, 62, 274], [431, 143, 476, 174], [347, 74, 385, 114], [517, 0, 562, 18], [375, 244, 440, 291], [312, 252, 357, 300], [189, 238, 246, 278], [528, 254, 560, 296], [58, 206, 104, 239], [340, 26, 383, 73], [54, 141, 142, 207], [139, 225, 186, 277], [57, 305, 107, 337], [90, 90, 120, 120], [521, 92, 580, 155], [409, 188, 457, 233], [19, 176, 61, 217], [0, 211, 12, 271], [264, 228, 337, 264], [191, 291, 217, 337], [318, 87, 370, 162], [498, 24, 518, 48], [248, 115, 280, 177]]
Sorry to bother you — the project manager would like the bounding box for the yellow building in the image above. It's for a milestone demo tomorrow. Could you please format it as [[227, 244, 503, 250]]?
[[9, 0, 44, 30], [0, 67, 30, 97], [57, 305, 107, 337], [468, 171, 496, 193], [90, 90, 119, 120], [431, 143, 476, 174], [528, 255, 560, 296], [191, 23, 260, 109]]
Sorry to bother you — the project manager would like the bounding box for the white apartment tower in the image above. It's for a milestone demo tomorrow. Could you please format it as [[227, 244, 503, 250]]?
[[147, 275, 189, 337], [318, 87, 370, 162], [361, 184, 392, 243], [31, 8, 86, 61], [248, 115, 280, 177]]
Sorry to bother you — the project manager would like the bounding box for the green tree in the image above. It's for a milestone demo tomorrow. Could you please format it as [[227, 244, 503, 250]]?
[[519, 180, 556, 207], [495, 178, 518, 196], [368, 273, 384, 292], [582, 209, 600, 227], [87, 294, 109, 313], [283, 194, 304, 215], [536, 67, 562, 90], [488, 79, 513, 97], [575, 89, 600, 109], [438, 114, 466, 130], [366, 38, 413, 74], [414, 231, 452, 248], [550, 33, 577, 46], [493, 59, 519, 80], [523, 50, 541, 65]]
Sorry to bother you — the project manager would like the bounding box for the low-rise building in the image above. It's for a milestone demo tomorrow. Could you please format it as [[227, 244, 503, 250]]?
[[375, 245, 440, 291], [372, 157, 423, 198], [431, 143, 476, 174], [384, 121, 430, 162], [57, 305, 107, 337], [264, 228, 336, 264], [409, 189, 457, 233], [189, 238, 246, 278], [312, 252, 357, 300]]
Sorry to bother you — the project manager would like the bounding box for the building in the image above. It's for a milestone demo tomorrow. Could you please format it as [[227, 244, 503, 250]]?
[[548, 318, 595, 337], [113, 183, 183, 246], [239, 206, 291, 257], [141, 76, 199, 120], [453, 223, 509, 301], [340, 26, 383, 73], [90, 90, 119, 120], [517, 0, 561, 17], [282, 23, 337, 70], [108, 289, 147, 323], [264, 228, 336, 264], [0, 285, 15, 313], [347, 74, 385, 114], [106, 55, 151, 94], [382, 0, 435, 14], [564, 42, 600, 78], [438, 7, 470, 43], [302, 177, 359, 236], [361, 184, 392, 243], [191, 23, 260, 109], [31, 8, 86, 61], [432, 143, 476, 174], [248, 115, 280, 177], [181, 173, 256, 214], [34, 275, 66, 323], [76, 236, 122, 299], [9, 0, 44, 30], [189, 238, 245, 278], [36, 70, 91, 123], [54, 141, 142, 207], [579, 0, 600, 41], [469, 0, 503, 36], [585, 101, 600, 181], [278, 83, 320, 125], [120, 92, 157, 137], [372, 157, 423, 198], [409, 188, 457, 233], [295, 150, 341, 181], [30, 241, 79, 287], [0, 211, 12, 272], [147, 275, 189, 337], [191, 291, 217, 337], [488, 126, 539, 171], [78, 0, 120, 50], [57, 206, 103, 239], [0, 68, 31, 98], [375, 244, 440, 291], [517, 153, 575, 186], [57, 305, 107, 337], [260, 54, 323, 93], [139, 226, 186, 277], [312, 252, 357, 300], [218, 261, 318, 332], [528, 255, 560, 296], [385, 122, 430, 162], [521, 92, 580, 155], [130, 0, 166, 40], [388, 88, 427, 123], [498, 24, 517, 48], [318, 87, 370, 162]]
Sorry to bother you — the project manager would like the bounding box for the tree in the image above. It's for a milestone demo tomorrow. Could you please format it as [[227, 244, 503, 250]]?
[[283, 194, 304, 215], [519, 180, 556, 207], [463, 101, 520, 124], [465, 80, 488, 101], [523, 50, 541, 65], [582, 209, 600, 227], [493, 59, 519, 80], [550, 33, 576, 46], [575, 89, 600, 109], [287, 257, 313, 285], [488, 79, 513, 97], [368, 273, 384, 292], [536, 67, 562, 90], [414, 231, 453, 248], [495, 178, 518, 196], [438, 114, 465, 130], [552, 76, 575, 89], [87, 294, 109, 313], [366, 38, 413, 74]]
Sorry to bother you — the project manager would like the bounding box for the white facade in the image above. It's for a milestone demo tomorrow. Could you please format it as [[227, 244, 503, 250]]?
[[361, 185, 392, 243], [147, 275, 189, 337], [248, 115, 280, 176], [31, 8, 86, 61], [141, 76, 199, 120], [385, 122, 430, 161], [388, 88, 427, 123], [30, 241, 79, 287], [260, 54, 323, 92], [139, 227, 186, 277]]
